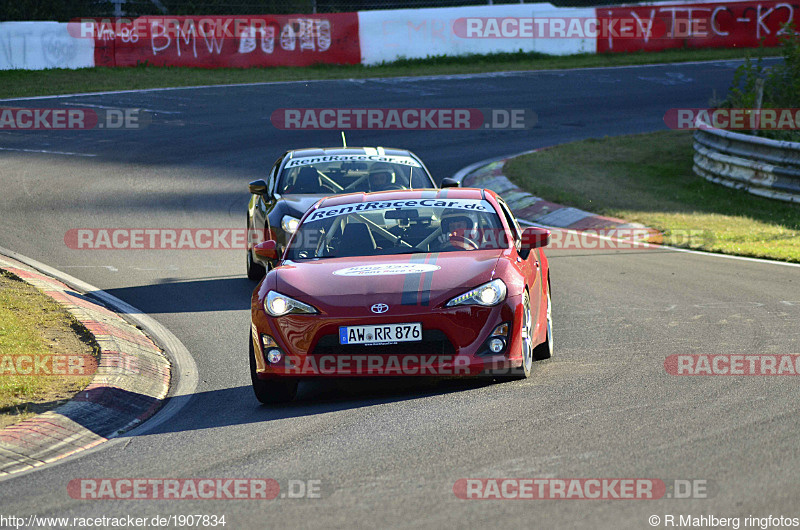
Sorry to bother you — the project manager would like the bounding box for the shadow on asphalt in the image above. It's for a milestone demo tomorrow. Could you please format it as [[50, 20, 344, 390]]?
[[97, 276, 255, 314], [125, 377, 497, 436]]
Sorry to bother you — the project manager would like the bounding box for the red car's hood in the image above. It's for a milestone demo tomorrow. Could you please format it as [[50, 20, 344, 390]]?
[[275, 252, 500, 313]]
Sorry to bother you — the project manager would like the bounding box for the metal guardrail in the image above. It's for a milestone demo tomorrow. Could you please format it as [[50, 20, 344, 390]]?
[[693, 120, 800, 203]]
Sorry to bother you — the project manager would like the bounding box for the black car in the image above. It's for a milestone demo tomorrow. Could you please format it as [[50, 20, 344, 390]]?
[[246, 146, 439, 280]]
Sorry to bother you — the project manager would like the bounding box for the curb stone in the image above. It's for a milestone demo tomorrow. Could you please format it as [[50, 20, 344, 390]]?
[[0, 254, 170, 476]]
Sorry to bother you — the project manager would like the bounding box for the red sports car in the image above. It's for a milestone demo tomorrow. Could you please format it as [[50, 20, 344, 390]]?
[[249, 188, 553, 402]]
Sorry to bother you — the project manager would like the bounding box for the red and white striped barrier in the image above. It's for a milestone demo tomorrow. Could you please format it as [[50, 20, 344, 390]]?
[[1, 1, 797, 70]]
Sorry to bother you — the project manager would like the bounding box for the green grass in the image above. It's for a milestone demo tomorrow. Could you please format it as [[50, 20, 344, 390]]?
[[0, 271, 98, 429], [504, 130, 800, 262], [0, 47, 782, 99]]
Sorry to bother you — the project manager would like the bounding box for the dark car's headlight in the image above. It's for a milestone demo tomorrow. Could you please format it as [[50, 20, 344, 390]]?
[[446, 279, 507, 307], [264, 291, 318, 317], [281, 215, 300, 234]]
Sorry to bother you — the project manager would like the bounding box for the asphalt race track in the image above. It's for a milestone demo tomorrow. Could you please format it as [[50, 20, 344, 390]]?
[[1, 60, 799, 528]]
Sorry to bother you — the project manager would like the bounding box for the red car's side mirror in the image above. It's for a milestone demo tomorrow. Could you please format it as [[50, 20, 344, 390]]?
[[520, 227, 551, 249], [254, 240, 279, 260]]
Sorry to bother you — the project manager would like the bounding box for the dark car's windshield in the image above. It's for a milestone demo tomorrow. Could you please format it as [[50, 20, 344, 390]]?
[[285, 198, 509, 260], [277, 155, 433, 195]]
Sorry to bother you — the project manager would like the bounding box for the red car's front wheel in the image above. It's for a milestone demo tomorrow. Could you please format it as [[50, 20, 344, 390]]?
[[533, 280, 553, 361], [498, 289, 534, 381]]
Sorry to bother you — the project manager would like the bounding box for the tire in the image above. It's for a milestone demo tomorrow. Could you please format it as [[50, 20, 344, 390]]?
[[532, 280, 553, 361], [498, 289, 534, 381], [246, 219, 266, 281], [249, 338, 298, 403]]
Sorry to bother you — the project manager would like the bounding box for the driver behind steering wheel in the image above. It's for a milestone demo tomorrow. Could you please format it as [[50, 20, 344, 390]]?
[[436, 209, 481, 251], [368, 164, 402, 192]]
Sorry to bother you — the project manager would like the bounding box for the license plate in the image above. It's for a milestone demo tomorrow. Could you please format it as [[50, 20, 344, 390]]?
[[339, 323, 422, 345]]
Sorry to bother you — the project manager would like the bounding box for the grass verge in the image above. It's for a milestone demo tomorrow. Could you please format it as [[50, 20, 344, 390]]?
[[0, 270, 99, 430], [0, 47, 782, 99], [504, 130, 800, 263]]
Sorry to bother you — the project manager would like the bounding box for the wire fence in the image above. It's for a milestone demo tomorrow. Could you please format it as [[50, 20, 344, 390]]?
[[2, 0, 621, 21]]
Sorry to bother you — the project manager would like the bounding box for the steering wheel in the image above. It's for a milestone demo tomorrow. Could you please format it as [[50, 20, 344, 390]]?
[[438, 235, 479, 251]]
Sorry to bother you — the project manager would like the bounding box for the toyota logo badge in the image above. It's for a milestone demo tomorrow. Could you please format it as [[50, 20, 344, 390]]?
[[371, 303, 389, 314]]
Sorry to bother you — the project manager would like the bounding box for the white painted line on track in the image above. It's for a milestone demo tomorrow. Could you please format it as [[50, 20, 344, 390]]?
[[62, 265, 119, 272], [61, 102, 183, 114], [0, 147, 97, 157]]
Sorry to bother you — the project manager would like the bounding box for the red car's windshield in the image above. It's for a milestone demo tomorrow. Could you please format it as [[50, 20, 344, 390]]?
[[285, 198, 509, 260]]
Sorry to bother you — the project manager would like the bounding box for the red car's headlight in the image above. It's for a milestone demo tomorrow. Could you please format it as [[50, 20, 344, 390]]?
[[264, 291, 318, 317], [445, 279, 507, 307]]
